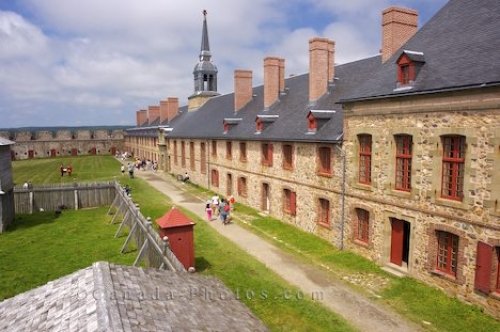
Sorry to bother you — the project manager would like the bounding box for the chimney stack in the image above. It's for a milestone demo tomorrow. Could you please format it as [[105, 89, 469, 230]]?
[[234, 69, 253, 112], [167, 97, 179, 122], [381, 6, 418, 63], [160, 100, 168, 124], [264, 56, 281, 109], [279, 58, 285, 94], [148, 105, 160, 124], [136, 109, 148, 126], [309, 37, 335, 103]]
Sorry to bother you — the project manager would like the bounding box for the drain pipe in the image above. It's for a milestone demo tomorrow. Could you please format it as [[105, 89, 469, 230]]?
[[335, 144, 346, 250]]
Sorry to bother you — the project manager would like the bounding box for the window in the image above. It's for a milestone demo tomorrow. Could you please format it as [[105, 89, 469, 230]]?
[[395, 135, 412, 191], [226, 141, 232, 160], [282, 144, 293, 170], [261, 143, 273, 167], [355, 208, 369, 243], [308, 114, 317, 133], [436, 231, 459, 276], [441, 136, 465, 201], [200, 143, 206, 174], [173, 140, 178, 165], [190, 142, 195, 170], [318, 146, 331, 175], [237, 177, 247, 197], [211, 140, 217, 157], [318, 198, 330, 226], [256, 119, 264, 133], [283, 189, 296, 216], [358, 135, 372, 184], [211, 169, 219, 187], [181, 141, 186, 167], [239, 142, 247, 162], [400, 64, 410, 85]]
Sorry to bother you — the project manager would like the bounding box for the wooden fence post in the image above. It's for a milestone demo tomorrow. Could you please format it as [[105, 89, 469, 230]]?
[[29, 191, 33, 214], [74, 189, 79, 210]]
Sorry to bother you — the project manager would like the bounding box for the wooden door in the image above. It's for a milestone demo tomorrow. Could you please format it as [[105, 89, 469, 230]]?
[[474, 242, 493, 294], [50, 149, 57, 157], [71, 148, 78, 156], [226, 173, 233, 196], [262, 183, 270, 211], [28, 150, 34, 159], [390, 218, 404, 266]]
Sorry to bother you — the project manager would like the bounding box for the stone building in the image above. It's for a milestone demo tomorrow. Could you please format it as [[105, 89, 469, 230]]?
[[125, 0, 500, 316], [0, 137, 15, 233], [0, 127, 127, 160]]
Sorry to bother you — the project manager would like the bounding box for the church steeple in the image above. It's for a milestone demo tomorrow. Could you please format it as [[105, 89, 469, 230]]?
[[188, 10, 219, 111]]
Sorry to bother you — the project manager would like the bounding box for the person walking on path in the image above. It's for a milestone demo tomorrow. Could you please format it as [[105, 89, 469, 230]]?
[[205, 201, 212, 221], [211, 194, 220, 216], [127, 163, 134, 178]]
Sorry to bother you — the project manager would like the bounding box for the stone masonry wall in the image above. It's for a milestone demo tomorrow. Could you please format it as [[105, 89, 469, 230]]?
[[343, 87, 500, 317]]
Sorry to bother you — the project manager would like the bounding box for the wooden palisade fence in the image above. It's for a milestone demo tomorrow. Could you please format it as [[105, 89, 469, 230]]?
[[14, 182, 116, 214], [108, 182, 186, 272]]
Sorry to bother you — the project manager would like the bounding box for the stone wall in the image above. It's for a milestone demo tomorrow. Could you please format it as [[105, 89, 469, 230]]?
[[342, 87, 500, 317], [0, 129, 125, 160]]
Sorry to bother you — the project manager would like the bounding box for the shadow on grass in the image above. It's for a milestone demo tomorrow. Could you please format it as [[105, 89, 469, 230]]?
[[195, 256, 212, 272], [6, 212, 59, 232]]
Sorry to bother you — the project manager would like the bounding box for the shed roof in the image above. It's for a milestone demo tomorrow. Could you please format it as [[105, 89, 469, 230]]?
[[156, 207, 195, 229], [0, 262, 267, 331]]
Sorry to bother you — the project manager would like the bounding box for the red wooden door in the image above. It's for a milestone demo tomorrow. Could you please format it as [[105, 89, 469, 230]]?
[[28, 150, 34, 159], [50, 149, 57, 157], [71, 148, 78, 156], [474, 242, 493, 294], [110, 146, 116, 155], [390, 218, 404, 266]]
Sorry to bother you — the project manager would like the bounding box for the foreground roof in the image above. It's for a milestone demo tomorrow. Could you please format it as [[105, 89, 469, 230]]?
[[0, 262, 267, 332]]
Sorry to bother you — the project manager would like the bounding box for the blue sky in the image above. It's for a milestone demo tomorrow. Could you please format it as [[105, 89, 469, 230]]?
[[0, 0, 448, 128]]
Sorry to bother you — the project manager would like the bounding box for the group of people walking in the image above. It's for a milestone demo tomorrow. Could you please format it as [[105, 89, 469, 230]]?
[[205, 195, 235, 225]]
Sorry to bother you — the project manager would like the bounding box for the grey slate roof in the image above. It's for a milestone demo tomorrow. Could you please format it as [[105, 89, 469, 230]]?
[[0, 262, 268, 332], [342, 0, 500, 102], [166, 55, 381, 142]]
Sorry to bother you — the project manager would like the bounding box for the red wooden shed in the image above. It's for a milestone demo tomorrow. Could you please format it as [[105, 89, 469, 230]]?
[[156, 207, 195, 270]]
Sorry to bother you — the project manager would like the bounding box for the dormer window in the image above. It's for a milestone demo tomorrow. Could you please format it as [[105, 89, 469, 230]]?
[[306, 110, 335, 134], [223, 118, 242, 134], [396, 50, 425, 89], [255, 114, 278, 134]]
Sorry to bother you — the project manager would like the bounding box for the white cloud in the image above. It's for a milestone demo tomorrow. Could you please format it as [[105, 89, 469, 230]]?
[[0, 0, 449, 127]]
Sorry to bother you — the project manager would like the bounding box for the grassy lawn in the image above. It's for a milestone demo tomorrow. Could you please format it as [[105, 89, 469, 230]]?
[[0, 207, 135, 300], [5, 156, 356, 331], [227, 204, 500, 332], [12, 155, 122, 185]]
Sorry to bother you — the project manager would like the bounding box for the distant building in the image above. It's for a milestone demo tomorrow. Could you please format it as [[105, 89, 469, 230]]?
[[0, 137, 15, 233], [0, 127, 128, 160]]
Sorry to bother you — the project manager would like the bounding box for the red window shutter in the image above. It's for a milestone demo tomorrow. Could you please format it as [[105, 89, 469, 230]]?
[[269, 144, 273, 167], [474, 242, 493, 294], [290, 191, 296, 216]]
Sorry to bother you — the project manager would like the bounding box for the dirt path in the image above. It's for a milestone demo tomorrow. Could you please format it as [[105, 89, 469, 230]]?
[[135, 171, 422, 332]]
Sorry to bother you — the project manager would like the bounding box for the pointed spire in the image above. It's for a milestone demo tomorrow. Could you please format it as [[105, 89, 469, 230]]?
[[200, 9, 211, 61]]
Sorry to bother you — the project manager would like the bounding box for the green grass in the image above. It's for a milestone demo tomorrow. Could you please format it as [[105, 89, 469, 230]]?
[[0, 207, 135, 300], [12, 155, 122, 185], [226, 206, 500, 332], [5, 157, 356, 331]]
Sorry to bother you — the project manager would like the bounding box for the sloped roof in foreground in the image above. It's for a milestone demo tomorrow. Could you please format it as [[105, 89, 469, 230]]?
[[0, 262, 267, 332]]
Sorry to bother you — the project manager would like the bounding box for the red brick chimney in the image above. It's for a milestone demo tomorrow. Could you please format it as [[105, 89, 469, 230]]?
[[136, 109, 148, 126], [234, 69, 253, 112], [381, 6, 418, 63], [160, 99, 168, 124], [309, 37, 335, 103], [167, 97, 179, 122], [148, 105, 160, 124], [264, 56, 281, 109], [279, 58, 285, 94]]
